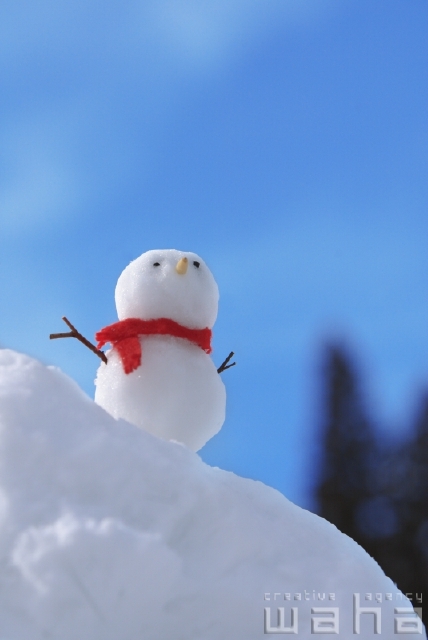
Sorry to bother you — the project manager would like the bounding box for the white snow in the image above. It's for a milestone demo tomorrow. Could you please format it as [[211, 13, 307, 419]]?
[[96, 335, 226, 451], [95, 249, 226, 451], [0, 349, 425, 639], [114, 249, 219, 328]]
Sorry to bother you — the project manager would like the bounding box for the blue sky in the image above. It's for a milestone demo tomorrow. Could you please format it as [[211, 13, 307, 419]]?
[[1, 0, 427, 507]]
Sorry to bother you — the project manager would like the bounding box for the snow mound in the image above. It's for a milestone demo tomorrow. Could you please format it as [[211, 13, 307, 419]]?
[[0, 349, 424, 639]]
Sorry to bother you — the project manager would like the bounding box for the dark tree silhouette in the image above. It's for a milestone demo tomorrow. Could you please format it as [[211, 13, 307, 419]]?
[[400, 394, 428, 604], [316, 344, 376, 537], [314, 344, 427, 627]]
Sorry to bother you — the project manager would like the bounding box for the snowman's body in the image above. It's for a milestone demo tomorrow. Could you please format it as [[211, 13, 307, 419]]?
[[94, 249, 226, 452]]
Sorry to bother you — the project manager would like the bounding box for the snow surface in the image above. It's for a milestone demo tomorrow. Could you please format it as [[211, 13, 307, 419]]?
[[0, 349, 425, 639]]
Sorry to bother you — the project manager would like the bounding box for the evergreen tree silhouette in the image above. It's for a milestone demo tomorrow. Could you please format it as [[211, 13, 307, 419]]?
[[316, 344, 375, 539], [401, 393, 428, 608], [315, 344, 427, 626]]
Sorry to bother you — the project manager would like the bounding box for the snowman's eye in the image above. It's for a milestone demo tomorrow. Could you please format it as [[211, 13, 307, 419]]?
[[193, 261, 200, 268], [153, 262, 160, 267]]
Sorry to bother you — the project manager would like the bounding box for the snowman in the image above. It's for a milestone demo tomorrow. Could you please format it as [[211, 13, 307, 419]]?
[[93, 249, 227, 452]]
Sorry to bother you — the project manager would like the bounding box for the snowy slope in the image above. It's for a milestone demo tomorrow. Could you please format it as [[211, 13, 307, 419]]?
[[0, 349, 424, 639]]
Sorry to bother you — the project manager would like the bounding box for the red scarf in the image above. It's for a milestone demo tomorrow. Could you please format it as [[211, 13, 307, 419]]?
[[96, 317, 212, 374]]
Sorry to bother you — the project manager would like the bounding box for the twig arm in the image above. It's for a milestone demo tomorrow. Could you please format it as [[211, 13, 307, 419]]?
[[217, 351, 236, 374], [50, 316, 108, 364]]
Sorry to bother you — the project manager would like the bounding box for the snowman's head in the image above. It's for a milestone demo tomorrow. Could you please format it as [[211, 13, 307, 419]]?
[[115, 249, 219, 328]]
